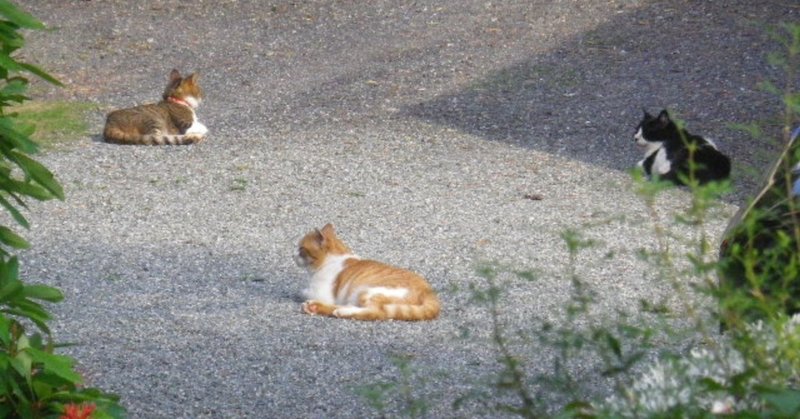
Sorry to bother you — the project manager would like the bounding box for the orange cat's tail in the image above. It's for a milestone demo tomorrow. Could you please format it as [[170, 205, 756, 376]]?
[[103, 126, 204, 145], [384, 291, 441, 321]]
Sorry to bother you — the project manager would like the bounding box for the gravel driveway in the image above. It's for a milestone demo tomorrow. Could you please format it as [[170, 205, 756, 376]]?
[[13, 1, 800, 417]]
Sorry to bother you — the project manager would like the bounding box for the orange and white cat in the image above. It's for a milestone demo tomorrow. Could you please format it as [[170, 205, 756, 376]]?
[[103, 69, 208, 145], [295, 224, 440, 321]]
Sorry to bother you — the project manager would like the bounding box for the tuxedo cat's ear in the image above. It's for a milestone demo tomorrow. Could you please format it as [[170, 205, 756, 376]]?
[[656, 109, 671, 127], [642, 108, 653, 119]]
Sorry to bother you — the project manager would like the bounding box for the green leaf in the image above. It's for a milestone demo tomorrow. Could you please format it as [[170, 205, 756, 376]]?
[[0, 225, 29, 249], [93, 405, 128, 419], [0, 315, 10, 346], [0, 276, 22, 302], [0, 177, 54, 200], [1, 307, 50, 334], [0, 254, 19, 277], [0, 116, 39, 153], [21, 284, 63, 302], [8, 151, 63, 199], [514, 270, 538, 282], [0, 0, 46, 29], [605, 333, 621, 358], [0, 194, 29, 228], [8, 298, 50, 319], [0, 52, 23, 73], [0, 77, 27, 97], [0, 22, 24, 49], [27, 347, 82, 384], [31, 380, 54, 400], [11, 351, 32, 384], [761, 388, 800, 415], [18, 62, 61, 87]]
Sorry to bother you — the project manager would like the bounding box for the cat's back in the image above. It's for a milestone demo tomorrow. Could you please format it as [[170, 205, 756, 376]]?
[[104, 102, 198, 145], [340, 258, 433, 290], [106, 102, 184, 121], [106, 102, 179, 124]]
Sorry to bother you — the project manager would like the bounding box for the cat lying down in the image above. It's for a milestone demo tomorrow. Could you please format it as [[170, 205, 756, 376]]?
[[103, 69, 208, 145], [295, 224, 440, 321], [634, 109, 731, 185]]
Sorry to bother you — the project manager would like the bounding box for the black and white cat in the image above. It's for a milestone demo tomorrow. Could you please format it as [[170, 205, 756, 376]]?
[[634, 109, 731, 185]]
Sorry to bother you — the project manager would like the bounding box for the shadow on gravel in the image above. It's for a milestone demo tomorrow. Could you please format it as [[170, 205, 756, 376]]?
[[403, 2, 791, 189]]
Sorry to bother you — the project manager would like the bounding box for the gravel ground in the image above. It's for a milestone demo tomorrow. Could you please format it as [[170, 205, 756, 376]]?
[[11, 1, 800, 417]]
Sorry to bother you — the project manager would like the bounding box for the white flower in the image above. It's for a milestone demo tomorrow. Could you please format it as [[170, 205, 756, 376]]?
[[711, 397, 735, 414]]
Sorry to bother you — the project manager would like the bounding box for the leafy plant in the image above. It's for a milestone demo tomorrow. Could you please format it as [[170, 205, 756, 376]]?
[[717, 23, 800, 329], [0, 2, 124, 417], [357, 23, 800, 419], [355, 354, 431, 418]]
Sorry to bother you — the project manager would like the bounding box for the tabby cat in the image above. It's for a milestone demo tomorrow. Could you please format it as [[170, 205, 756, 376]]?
[[295, 224, 440, 321], [103, 69, 208, 145], [634, 109, 731, 185]]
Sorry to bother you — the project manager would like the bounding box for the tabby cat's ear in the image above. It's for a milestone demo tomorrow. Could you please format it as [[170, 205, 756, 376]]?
[[169, 69, 182, 83], [186, 73, 199, 83]]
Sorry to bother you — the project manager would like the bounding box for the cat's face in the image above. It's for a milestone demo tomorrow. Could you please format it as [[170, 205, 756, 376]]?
[[163, 69, 204, 108], [295, 224, 352, 270], [634, 109, 671, 148]]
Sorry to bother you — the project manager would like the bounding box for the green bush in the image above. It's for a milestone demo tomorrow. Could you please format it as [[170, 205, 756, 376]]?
[[358, 23, 800, 419], [0, 2, 124, 417]]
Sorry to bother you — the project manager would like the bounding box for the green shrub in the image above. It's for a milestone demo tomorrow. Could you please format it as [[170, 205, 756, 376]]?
[[0, 2, 124, 417], [358, 23, 800, 419]]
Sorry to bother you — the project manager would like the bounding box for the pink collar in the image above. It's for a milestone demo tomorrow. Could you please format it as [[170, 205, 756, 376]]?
[[167, 96, 192, 108]]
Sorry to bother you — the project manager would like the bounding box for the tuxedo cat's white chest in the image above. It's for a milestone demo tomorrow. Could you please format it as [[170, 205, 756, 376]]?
[[638, 145, 671, 176], [651, 147, 672, 175]]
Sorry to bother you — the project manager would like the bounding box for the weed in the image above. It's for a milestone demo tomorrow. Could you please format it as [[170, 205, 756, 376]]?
[[230, 178, 248, 192]]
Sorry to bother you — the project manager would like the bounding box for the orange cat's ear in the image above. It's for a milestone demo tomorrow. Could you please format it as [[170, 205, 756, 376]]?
[[320, 223, 336, 237], [313, 228, 324, 245], [317, 224, 337, 245]]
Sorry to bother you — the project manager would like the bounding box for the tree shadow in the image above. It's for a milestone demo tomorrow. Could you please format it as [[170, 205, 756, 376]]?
[[402, 2, 794, 197]]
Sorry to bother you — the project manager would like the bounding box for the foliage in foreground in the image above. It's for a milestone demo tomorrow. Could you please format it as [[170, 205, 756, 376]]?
[[0, 2, 124, 417], [357, 23, 800, 419]]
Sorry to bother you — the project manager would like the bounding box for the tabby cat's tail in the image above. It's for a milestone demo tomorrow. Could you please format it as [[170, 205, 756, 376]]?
[[103, 127, 204, 145], [384, 291, 441, 321]]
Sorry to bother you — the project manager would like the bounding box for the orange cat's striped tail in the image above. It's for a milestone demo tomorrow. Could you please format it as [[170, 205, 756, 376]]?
[[384, 292, 440, 321], [103, 126, 204, 145]]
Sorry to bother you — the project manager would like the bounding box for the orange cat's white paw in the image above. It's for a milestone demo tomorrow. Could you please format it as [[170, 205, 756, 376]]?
[[333, 306, 366, 318], [302, 300, 321, 315]]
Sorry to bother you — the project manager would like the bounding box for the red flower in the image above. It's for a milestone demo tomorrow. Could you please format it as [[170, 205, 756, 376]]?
[[60, 403, 96, 419]]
